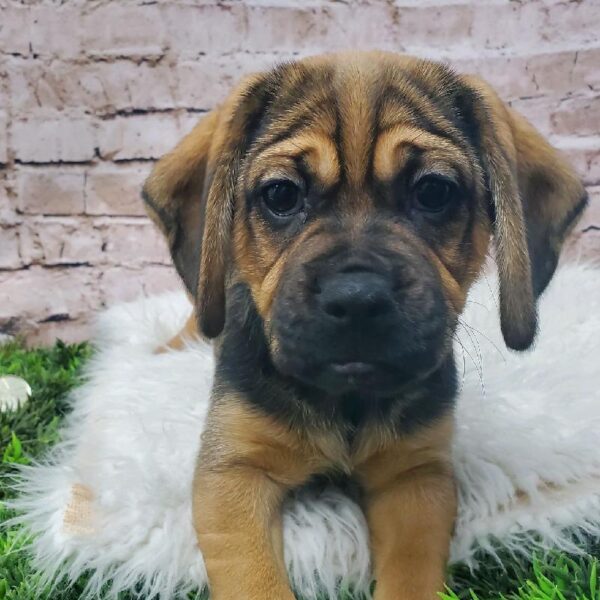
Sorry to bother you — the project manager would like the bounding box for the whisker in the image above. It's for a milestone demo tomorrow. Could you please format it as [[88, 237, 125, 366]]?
[[458, 319, 484, 375], [459, 318, 506, 362], [453, 330, 486, 400], [452, 333, 468, 392], [462, 298, 489, 310], [481, 258, 500, 313]]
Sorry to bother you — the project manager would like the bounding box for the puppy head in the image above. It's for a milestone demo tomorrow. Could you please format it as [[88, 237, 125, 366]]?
[[143, 52, 587, 396]]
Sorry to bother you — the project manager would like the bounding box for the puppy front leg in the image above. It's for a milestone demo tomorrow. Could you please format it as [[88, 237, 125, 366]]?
[[193, 465, 295, 599], [357, 419, 457, 599], [192, 399, 317, 600], [366, 465, 456, 599]]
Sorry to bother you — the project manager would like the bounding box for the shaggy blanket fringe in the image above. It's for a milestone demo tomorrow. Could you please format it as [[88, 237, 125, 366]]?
[[8, 264, 600, 599]]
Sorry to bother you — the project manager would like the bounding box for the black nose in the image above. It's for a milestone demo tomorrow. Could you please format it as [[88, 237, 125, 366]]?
[[316, 271, 394, 323]]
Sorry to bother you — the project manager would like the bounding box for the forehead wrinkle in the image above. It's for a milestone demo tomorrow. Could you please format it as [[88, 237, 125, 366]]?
[[376, 78, 472, 159], [373, 125, 470, 182], [252, 89, 337, 156], [302, 134, 340, 188], [251, 131, 340, 189]]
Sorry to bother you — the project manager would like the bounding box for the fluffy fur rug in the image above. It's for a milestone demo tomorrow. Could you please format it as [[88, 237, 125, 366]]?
[[10, 264, 600, 599]]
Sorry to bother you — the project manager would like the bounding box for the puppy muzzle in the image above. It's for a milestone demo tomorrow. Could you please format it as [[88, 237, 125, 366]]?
[[270, 255, 452, 397]]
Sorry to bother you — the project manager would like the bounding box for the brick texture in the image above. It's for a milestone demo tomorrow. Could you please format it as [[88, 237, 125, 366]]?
[[1, 0, 599, 344]]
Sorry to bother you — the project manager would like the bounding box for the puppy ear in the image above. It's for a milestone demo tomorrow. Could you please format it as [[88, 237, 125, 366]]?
[[195, 131, 241, 338], [462, 76, 588, 351], [143, 75, 272, 338], [142, 109, 219, 299], [142, 108, 234, 339]]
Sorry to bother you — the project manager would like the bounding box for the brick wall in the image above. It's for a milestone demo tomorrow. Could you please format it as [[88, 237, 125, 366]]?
[[0, 0, 599, 345]]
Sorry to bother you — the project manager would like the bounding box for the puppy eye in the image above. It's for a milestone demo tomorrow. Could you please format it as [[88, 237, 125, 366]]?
[[413, 176, 456, 213], [261, 181, 304, 217]]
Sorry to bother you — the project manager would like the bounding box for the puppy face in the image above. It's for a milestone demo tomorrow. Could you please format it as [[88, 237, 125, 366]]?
[[233, 57, 490, 395], [144, 52, 587, 397]]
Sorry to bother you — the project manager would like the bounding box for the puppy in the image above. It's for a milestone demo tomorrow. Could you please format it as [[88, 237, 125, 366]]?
[[143, 52, 587, 599]]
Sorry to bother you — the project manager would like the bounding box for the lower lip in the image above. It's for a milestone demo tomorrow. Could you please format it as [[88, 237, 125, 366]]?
[[330, 362, 377, 376]]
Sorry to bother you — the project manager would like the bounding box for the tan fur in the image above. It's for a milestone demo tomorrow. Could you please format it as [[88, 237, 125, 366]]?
[[243, 219, 333, 319], [373, 125, 474, 183], [334, 55, 378, 187], [195, 399, 455, 599], [157, 312, 200, 353], [355, 418, 456, 599], [249, 131, 341, 191], [193, 401, 341, 599]]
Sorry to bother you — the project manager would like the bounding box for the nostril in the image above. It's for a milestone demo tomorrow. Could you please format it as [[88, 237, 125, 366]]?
[[392, 278, 414, 292], [307, 275, 322, 295], [339, 262, 373, 275], [366, 298, 391, 319], [324, 301, 347, 320]]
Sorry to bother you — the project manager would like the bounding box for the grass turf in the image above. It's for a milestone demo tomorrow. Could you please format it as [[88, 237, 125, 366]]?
[[0, 340, 598, 599]]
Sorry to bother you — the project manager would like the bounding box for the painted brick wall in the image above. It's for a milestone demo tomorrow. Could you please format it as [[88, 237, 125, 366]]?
[[0, 0, 599, 344]]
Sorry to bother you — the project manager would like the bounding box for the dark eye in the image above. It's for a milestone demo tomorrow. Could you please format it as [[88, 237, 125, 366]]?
[[261, 181, 304, 217], [413, 176, 456, 213]]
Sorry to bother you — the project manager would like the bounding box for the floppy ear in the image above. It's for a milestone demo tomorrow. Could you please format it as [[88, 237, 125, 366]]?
[[142, 75, 271, 338], [462, 76, 588, 351], [142, 107, 228, 338], [142, 109, 219, 299]]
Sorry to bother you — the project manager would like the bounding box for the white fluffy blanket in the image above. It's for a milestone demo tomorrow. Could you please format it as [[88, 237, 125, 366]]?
[[10, 265, 600, 599]]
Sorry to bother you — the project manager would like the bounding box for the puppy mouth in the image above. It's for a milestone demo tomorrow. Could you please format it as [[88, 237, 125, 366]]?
[[275, 353, 409, 395], [330, 361, 377, 376], [320, 360, 400, 392], [323, 361, 392, 393], [272, 334, 450, 395]]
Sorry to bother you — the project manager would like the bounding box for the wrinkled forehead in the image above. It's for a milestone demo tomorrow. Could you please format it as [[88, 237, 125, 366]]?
[[243, 53, 481, 192]]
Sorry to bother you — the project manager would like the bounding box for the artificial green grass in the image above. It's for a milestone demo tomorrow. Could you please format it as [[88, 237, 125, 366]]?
[[0, 340, 598, 599]]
